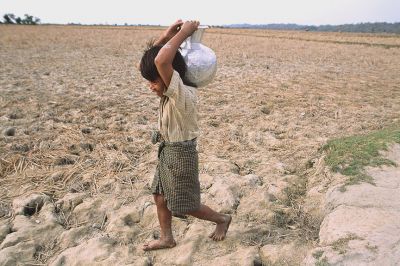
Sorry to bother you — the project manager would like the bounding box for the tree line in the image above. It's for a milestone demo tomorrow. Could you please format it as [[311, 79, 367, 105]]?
[[1, 13, 40, 25], [226, 22, 400, 34]]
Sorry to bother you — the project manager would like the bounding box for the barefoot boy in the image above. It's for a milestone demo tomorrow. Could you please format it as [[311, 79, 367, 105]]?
[[139, 20, 231, 251]]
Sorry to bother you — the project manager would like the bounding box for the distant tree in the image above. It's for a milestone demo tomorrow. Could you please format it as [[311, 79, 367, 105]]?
[[2, 13, 40, 25], [3, 13, 16, 24], [23, 14, 34, 24]]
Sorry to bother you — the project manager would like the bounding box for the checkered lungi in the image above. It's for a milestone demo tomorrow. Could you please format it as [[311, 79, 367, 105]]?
[[151, 138, 200, 215]]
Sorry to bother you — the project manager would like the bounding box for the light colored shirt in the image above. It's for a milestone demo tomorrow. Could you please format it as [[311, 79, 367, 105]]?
[[159, 70, 199, 142]]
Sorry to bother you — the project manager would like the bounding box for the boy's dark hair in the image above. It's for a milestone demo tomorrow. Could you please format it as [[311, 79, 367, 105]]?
[[139, 41, 196, 87]]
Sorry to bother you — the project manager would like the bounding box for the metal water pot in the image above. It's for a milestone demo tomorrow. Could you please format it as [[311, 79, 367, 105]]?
[[180, 26, 217, 87]]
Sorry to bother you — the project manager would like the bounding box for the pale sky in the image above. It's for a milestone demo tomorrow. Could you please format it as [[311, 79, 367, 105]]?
[[1, 0, 399, 26]]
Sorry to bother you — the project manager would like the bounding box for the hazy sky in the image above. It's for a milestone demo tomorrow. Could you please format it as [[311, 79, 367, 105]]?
[[1, 0, 399, 26]]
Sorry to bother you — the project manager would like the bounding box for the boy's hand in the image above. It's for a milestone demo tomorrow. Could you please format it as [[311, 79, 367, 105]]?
[[180, 20, 200, 38], [163, 19, 184, 41]]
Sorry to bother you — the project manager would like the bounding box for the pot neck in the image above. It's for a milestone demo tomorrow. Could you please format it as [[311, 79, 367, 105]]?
[[190, 28, 205, 43]]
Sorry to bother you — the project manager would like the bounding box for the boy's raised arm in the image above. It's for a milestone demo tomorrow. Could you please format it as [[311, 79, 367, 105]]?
[[154, 19, 183, 46], [155, 20, 199, 88]]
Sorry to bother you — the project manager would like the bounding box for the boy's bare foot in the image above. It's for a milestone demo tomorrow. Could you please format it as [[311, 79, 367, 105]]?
[[209, 214, 232, 241], [143, 239, 176, 251]]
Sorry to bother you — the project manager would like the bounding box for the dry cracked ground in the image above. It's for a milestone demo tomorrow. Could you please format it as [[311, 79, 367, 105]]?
[[0, 25, 400, 265]]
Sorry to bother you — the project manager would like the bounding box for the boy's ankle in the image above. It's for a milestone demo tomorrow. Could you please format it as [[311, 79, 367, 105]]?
[[160, 235, 175, 242]]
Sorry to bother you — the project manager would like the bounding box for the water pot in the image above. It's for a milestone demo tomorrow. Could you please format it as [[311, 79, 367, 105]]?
[[180, 26, 217, 87]]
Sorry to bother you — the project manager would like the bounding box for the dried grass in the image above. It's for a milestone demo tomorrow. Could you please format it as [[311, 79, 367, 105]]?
[[0, 25, 400, 261]]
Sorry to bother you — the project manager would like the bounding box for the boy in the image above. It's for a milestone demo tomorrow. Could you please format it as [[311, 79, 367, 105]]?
[[139, 20, 231, 251]]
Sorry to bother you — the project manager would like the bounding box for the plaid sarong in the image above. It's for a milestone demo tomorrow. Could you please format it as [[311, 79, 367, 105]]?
[[151, 138, 200, 215]]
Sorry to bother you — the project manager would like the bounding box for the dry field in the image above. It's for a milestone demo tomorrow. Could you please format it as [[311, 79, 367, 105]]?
[[0, 25, 400, 265]]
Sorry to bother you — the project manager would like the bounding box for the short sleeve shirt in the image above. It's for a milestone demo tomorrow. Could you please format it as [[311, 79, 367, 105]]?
[[159, 70, 199, 142]]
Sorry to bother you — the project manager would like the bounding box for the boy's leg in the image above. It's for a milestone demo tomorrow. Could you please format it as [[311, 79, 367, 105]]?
[[143, 194, 176, 251], [186, 204, 232, 241]]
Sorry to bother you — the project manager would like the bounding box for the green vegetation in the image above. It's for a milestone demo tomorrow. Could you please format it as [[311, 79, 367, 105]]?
[[331, 234, 362, 254], [323, 127, 400, 186], [2, 13, 40, 25]]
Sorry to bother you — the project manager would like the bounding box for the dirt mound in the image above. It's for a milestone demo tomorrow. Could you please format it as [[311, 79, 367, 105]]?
[[305, 144, 400, 265]]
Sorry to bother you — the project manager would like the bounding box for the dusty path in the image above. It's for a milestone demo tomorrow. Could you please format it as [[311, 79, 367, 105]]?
[[1, 25, 400, 265]]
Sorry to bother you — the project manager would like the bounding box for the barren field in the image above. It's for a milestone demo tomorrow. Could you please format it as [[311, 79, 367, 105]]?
[[1, 25, 400, 265]]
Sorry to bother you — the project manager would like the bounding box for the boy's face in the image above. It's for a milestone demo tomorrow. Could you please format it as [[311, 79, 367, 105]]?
[[148, 78, 165, 98]]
